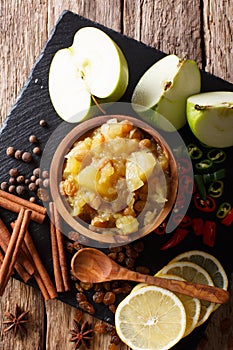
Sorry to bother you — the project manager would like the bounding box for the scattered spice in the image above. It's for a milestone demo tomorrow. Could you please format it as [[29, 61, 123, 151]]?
[[29, 135, 38, 143], [16, 185, 25, 195], [0, 182, 8, 191], [69, 320, 94, 349], [33, 147, 41, 155], [8, 185, 16, 193], [22, 152, 32, 163], [3, 304, 29, 337], [6, 146, 15, 157], [39, 119, 47, 127], [9, 168, 19, 177], [14, 150, 23, 159], [16, 175, 25, 184]]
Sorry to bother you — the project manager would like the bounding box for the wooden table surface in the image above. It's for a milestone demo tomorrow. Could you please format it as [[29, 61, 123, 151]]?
[[1, 1, 233, 349]]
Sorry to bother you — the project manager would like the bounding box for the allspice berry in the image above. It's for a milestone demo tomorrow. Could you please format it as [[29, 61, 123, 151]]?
[[16, 185, 25, 195], [33, 147, 41, 155], [8, 185, 16, 193], [22, 152, 32, 163], [33, 168, 40, 177], [0, 182, 8, 191], [14, 150, 23, 159], [39, 119, 47, 127], [6, 147, 15, 157], [29, 135, 38, 143], [28, 183, 37, 192], [9, 168, 19, 177], [16, 175, 25, 184]]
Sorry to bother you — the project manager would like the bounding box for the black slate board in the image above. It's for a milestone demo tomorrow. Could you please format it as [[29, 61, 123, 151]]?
[[1, 10, 233, 349]]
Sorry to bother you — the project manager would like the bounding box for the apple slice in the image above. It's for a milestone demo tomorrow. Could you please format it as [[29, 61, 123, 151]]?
[[187, 91, 233, 148], [131, 54, 201, 131], [49, 26, 129, 122]]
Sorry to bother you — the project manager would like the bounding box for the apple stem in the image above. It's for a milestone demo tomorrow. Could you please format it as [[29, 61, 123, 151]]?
[[91, 95, 106, 114]]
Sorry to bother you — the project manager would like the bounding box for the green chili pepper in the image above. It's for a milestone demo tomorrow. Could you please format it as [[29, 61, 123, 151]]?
[[194, 174, 206, 200], [216, 202, 231, 219], [208, 180, 224, 198], [203, 168, 226, 184], [187, 144, 203, 160], [195, 159, 213, 172], [207, 149, 227, 163]]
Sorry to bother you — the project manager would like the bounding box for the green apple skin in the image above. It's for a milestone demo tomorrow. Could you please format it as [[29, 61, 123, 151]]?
[[49, 27, 129, 123], [187, 91, 233, 148], [132, 54, 201, 131]]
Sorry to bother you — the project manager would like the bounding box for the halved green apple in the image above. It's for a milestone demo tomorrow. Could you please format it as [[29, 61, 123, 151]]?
[[49, 27, 129, 122], [187, 91, 233, 148], [131, 54, 201, 131]]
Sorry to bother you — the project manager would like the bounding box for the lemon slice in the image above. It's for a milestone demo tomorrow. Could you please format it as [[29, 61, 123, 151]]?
[[157, 274, 201, 337], [157, 261, 215, 327], [115, 285, 186, 350], [169, 250, 228, 310], [130, 283, 148, 294]]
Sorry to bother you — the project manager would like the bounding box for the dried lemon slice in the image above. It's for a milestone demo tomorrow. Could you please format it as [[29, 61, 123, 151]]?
[[115, 285, 186, 350]]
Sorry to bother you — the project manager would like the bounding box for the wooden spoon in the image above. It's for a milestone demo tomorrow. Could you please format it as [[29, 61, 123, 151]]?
[[71, 248, 230, 304]]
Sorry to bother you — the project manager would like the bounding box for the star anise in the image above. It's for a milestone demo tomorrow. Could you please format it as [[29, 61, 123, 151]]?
[[3, 304, 29, 337], [69, 320, 94, 349]]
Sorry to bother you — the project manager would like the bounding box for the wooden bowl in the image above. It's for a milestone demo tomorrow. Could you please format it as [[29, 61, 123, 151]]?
[[50, 115, 178, 247]]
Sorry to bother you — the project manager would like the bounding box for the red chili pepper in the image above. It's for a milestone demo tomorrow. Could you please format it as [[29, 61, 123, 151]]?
[[160, 228, 189, 250], [191, 217, 204, 236], [154, 221, 167, 235], [180, 175, 194, 194], [193, 193, 216, 213], [177, 158, 192, 175], [222, 208, 233, 226], [172, 214, 192, 228], [203, 220, 216, 247]]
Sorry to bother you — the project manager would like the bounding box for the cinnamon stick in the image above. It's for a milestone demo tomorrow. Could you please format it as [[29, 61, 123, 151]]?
[[49, 202, 64, 292], [0, 218, 31, 282], [0, 208, 31, 295], [53, 205, 70, 292], [24, 230, 58, 300], [49, 202, 70, 292], [0, 189, 46, 223]]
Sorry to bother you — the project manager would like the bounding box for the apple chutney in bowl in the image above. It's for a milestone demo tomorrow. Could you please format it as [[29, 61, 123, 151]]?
[[50, 115, 178, 247]]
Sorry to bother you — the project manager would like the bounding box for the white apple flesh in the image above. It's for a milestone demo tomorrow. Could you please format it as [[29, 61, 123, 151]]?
[[49, 27, 129, 122], [187, 91, 233, 148], [131, 54, 201, 131]]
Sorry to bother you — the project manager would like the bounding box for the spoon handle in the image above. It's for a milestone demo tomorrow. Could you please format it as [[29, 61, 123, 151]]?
[[123, 270, 229, 304]]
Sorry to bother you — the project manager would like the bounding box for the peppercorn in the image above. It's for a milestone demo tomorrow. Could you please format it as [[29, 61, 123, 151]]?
[[39, 119, 47, 127], [33, 168, 40, 177], [25, 179, 30, 185], [8, 177, 16, 185], [29, 197, 36, 203], [6, 146, 15, 157], [42, 170, 49, 179], [28, 183, 37, 192], [35, 178, 43, 186], [30, 175, 37, 182], [9, 168, 19, 177], [16, 175, 25, 184], [22, 152, 32, 163], [16, 185, 25, 195], [29, 135, 38, 143], [0, 182, 8, 191], [33, 147, 41, 155], [14, 150, 23, 159], [8, 185, 16, 193], [43, 179, 49, 188]]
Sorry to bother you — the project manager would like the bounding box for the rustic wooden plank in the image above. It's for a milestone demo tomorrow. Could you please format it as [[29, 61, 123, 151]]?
[[0, 0, 49, 123], [123, 0, 202, 64], [203, 0, 233, 83], [47, 0, 122, 34], [0, 278, 45, 350]]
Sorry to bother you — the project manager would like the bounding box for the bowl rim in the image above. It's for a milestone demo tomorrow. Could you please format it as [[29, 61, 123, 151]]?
[[49, 114, 178, 245]]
